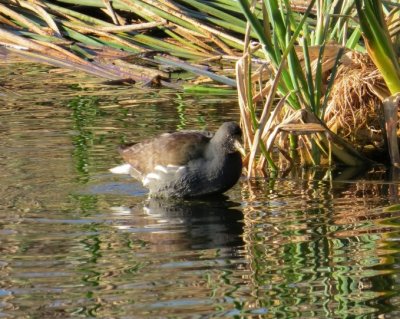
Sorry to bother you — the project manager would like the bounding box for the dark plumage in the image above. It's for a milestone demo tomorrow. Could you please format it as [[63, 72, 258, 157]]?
[[110, 122, 244, 198]]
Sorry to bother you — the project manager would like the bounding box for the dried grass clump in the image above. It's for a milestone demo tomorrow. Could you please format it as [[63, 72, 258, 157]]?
[[325, 51, 389, 153]]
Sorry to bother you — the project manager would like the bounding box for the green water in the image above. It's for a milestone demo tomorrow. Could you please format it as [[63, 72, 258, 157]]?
[[1, 62, 400, 318]]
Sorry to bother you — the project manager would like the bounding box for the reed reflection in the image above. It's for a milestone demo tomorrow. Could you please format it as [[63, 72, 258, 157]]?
[[239, 167, 400, 318]]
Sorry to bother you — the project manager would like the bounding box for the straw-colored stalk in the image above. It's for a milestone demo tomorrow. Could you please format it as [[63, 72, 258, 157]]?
[[325, 51, 389, 154]]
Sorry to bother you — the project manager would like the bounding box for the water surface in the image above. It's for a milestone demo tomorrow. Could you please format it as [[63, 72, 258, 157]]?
[[1, 62, 400, 318]]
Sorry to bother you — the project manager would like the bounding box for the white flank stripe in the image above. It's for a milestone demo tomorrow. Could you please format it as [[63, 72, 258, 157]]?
[[166, 164, 186, 172], [142, 177, 150, 186], [142, 172, 161, 186], [142, 165, 186, 186], [154, 165, 168, 173], [146, 172, 161, 180], [109, 164, 131, 174]]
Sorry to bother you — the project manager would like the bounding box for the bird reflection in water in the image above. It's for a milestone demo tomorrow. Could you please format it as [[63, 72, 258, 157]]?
[[111, 196, 245, 253]]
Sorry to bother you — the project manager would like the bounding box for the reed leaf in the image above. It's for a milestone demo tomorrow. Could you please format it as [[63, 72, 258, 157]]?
[[155, 55, 237, 87], [355, 0, 400, 94], [0, 3, 48, 36]]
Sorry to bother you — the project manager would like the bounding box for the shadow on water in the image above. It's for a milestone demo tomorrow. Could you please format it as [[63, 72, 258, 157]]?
[[110, 196, 244, 252]]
